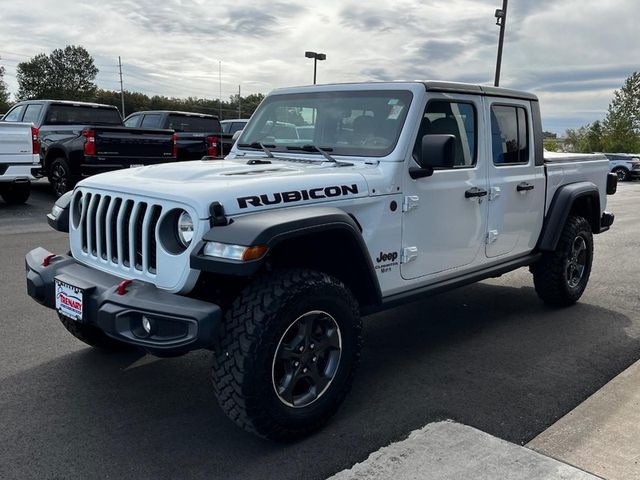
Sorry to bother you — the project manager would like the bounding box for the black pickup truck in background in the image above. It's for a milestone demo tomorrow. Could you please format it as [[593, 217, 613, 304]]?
[[0, 100, 176, 197], [124, 110, 235, 160]]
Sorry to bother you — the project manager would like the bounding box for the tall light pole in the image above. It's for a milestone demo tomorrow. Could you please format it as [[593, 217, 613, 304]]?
[[494, 0, 508, 87], [305, 51, 326, 85]]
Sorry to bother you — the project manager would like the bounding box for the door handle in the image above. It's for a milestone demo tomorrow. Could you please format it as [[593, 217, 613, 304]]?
[[517, 182, 534, 192], [465, 187, 488, 198]]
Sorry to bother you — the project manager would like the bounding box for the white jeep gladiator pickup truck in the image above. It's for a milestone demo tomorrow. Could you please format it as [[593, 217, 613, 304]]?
[[0, 121, 40, 204], [26, 81, 617, 440]]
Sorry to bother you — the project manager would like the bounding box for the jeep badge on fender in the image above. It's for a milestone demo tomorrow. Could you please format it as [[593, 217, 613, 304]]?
[[25, 80, 616, 442]]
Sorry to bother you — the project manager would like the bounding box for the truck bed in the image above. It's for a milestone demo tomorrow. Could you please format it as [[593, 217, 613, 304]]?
[[543, 151, 609, 214]]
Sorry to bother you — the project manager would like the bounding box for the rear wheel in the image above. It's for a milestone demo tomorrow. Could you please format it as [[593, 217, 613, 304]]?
[[49, 158, 75, 197], [0, 181, 31, 205], [531, 215, 593, 306], [612, 166, 629, 182], [58, 314, 133, 351], [212, 268, 362, 441]]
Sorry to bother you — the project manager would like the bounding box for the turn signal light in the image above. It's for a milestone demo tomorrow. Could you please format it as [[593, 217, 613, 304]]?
[[242, 245, 268, 261]]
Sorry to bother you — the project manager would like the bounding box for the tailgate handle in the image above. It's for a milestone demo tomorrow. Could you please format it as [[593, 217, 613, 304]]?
[[517, 182, 534, 192]]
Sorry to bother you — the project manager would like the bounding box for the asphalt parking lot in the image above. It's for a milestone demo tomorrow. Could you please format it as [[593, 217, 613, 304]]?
[[1, 181, 639, 480]]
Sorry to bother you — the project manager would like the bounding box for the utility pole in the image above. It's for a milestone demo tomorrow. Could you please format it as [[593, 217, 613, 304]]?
[[494, 0, 508, 87], [238, 85, 241, 119], [118, 56, 125, 117], [218, 61, 222, 119]]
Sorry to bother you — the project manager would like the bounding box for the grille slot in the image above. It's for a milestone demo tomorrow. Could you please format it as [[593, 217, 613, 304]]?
[[76, 192, 161, 276]]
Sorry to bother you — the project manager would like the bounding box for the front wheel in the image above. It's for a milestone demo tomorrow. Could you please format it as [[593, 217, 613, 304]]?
[[212, 269, 362, 441], [531, 215, 593, 306]]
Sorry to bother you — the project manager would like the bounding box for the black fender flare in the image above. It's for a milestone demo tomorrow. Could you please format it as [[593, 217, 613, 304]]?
[[190, 206, 381, 303], [43, 145, 70, 173], [537, 182, 601, 251]]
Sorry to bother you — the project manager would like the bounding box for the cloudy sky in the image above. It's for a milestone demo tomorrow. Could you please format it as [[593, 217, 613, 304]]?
[[0, 0, 638, 133]]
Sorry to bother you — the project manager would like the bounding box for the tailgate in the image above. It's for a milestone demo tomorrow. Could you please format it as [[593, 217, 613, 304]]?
[[94, 127, 174, 158], [0, 122, 33, 161], [176, 132, 208, 149]]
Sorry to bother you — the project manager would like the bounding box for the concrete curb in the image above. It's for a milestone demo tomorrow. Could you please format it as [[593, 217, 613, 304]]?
[[328, 421, 599, 480]]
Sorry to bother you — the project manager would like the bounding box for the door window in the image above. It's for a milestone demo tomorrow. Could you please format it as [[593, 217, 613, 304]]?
[[124, 115, 141, 127], [140, 114, 162, 128], [414, 101, 476, 167], [3, 105, 25, 122], [230, 122, 246, 134], [22, 104, 43, 124], [491, 105, 529, 165]]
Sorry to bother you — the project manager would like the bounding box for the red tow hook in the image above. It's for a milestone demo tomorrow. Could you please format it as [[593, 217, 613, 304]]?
[[42, 254, 56, 267], [116, 280, 133, 296]]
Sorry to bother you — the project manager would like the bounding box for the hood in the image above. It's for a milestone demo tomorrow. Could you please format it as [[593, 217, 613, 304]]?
[[78, 157, 371, 218]]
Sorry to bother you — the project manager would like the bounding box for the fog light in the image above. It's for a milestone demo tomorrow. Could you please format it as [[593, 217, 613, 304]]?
[[142, 316, 153, 334]]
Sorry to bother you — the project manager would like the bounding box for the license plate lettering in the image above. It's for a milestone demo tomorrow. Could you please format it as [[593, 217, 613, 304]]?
[[55, 280, 83, 321]]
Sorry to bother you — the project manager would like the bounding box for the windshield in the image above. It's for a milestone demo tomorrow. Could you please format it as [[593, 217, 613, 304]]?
[[167, 114, 221, 133], [237, 90, 413, 157], [44, 105, 122, 125]]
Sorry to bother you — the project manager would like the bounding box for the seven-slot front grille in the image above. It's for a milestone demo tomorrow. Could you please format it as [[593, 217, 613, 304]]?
[[78, 192, 162, 275]]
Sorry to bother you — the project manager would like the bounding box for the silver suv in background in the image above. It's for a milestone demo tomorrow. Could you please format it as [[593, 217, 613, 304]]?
[[605, 153, 640, 181]]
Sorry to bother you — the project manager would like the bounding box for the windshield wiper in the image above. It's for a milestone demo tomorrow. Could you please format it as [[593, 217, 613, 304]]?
[[286, 144, 353, 166], [238, 142, 275, 158]]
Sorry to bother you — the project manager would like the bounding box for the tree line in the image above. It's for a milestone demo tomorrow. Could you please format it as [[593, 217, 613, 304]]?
[[0, 45, 264, 119], [563, 72, 640, 153]]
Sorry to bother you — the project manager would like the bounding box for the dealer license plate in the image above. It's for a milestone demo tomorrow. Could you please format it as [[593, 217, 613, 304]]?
[[55, 279, 84, 322]]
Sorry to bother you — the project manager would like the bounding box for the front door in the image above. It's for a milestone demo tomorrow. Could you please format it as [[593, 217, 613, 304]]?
[[401, 94, 489, 280], [485, 99, 545, 258]]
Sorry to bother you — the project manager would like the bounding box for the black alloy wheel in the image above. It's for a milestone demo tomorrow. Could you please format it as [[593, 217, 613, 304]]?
[[272, 310, 342, 408], [49, 158, 72, 197], [566, 235, 588, 289]]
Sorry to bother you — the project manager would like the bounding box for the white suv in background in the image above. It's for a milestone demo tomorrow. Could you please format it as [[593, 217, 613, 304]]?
[[605, 153, 640, 181]]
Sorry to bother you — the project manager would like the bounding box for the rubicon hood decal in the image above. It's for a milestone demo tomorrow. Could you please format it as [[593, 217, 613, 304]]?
[[237, 184, 359, 209]]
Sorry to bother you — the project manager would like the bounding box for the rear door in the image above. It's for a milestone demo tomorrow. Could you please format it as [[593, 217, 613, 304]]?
[[484, 99, 545, 258]]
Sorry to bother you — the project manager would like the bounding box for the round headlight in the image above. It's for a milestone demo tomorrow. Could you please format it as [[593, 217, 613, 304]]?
[[177, 211, 194, 247]]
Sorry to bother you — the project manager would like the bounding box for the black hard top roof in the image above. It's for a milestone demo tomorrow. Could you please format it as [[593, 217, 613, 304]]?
[[282, 81, 539, 102], [421, 81, 538, 101]]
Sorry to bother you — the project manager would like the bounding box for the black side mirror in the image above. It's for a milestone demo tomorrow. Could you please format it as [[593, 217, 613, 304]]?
[[410, 134, 456, 179]]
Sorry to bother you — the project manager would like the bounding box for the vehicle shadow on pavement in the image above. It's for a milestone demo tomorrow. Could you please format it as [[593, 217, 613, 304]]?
[[1, 282, 637, 480]]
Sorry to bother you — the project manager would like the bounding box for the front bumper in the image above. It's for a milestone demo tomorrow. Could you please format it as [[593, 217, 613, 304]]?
[[25, 247, 221, 356]]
